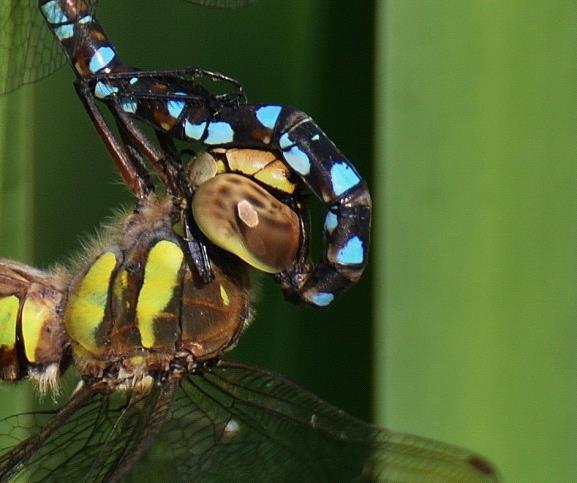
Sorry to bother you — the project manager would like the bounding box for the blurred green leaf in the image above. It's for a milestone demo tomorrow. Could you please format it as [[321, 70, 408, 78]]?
[[375, 1, 576, 481]]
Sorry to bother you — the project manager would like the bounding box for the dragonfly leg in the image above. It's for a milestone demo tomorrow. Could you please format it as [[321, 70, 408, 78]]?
[[74, 80, 153, 199], [108, 105, 215, 282], [108, 102, 182, 194], [75, 78, 214, 282], [77, 75, 185, 194], [109, 104, 215, 283], [99, 66, 245, 104]]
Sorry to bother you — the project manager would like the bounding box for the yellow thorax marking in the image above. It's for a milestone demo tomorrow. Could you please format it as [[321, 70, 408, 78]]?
[[0, 295, 19, 349], [65, 251, 117, 355], [136, 240, 183, 349], [219, 284, 230, 307], [112, 269, 129, 304]]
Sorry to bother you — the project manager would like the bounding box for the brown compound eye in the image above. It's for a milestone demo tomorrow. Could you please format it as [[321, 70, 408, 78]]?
[[192, 174, 300, 273]]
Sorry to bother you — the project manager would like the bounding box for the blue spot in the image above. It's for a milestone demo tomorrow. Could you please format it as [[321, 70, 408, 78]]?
[[336, 236, 364, 265], [167, 100, 185, 119], [255, 105, 282, 130], [324, 211, 338, 234], [40, 1, 68, 24], [311, 134, 320, 141], [184, 120, 207, 140], [89, 46, 116, 74], [282, 145, 311, 176], [129, 77, 138, 85], [204, 122, 234, 145], [309, 292, 334, 307], [330, 162, 361, 196], [279, 132, 294, 149], [79, 15, 93, 24], [121, 99, 137, 114], [54, 24, 74, 40], [94, 81, 118, 99]]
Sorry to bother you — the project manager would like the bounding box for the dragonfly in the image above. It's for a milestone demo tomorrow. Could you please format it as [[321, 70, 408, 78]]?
[[0, 0, 372, 308], [0, 142, 498, 480], [0, 1, 500, 481]]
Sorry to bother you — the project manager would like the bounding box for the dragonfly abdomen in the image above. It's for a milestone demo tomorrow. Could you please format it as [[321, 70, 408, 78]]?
[[122, 94, 372, 306], [0, 261, 67, 391], [39, 0, 122, 78]]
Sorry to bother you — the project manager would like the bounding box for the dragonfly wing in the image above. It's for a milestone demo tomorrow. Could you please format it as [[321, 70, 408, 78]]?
[[181, 0, 255, 9], [0, 0, 101, 95], [0, 0, 62, 94], [85, 381, 177, 482], [0, 380, 175, 483], [131, 361, 499, 482], [0, 384, 101, 482]]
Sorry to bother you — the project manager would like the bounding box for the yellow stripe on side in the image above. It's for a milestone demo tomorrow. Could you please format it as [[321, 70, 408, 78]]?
[[0, 296, 19, 349], [136, 240, 183, 349], [112, 269, 129, 300], [65, 251, 117, 355], [219, 284, 230, 307], [21, 297, 52, 363]]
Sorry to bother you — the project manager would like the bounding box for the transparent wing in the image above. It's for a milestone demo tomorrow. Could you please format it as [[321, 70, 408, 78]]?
[[0, 0, 99, 95], [0, 362, 499, 482], [182, 0, 255, 8], [0, 0, 249, 95], [0, 382, 176, 482], [0, 0, 64, 94], [131, 361, 499, 482]]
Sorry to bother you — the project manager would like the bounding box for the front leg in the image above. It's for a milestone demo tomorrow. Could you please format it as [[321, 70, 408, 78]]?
[[74, 80, 153, 199], [75, 78, 214, 283]]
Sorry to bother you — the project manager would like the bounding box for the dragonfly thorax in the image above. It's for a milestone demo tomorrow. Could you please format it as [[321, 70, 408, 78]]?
[[64, 196, 252, 385], [0, 195, 252, 394]]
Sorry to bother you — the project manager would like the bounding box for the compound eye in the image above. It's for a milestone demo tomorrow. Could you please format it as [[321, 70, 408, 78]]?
[[192, 174, 300, 273]]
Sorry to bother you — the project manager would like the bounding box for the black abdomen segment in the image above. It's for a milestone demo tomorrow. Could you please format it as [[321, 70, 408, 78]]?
[[151, 100, 373, 306], [39, 0, 122, 78]]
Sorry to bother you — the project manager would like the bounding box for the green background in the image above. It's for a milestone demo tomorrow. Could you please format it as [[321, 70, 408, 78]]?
[[0, 1, 575, 481]]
